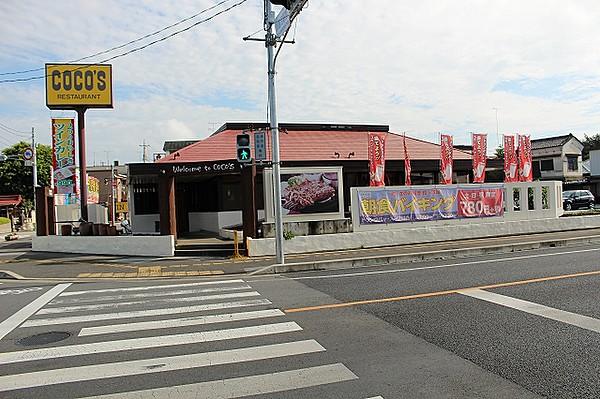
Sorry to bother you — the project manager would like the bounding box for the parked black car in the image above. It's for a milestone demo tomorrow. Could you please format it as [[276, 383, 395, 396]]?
[[562, 190, 595, 211]]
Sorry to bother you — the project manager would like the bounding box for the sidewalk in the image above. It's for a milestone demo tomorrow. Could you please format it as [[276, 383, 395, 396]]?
[[1, 228, 600, 280]]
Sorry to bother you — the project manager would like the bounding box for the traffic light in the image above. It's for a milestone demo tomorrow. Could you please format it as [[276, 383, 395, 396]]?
[[236, 133, 252, 163], [270, 0, 307, 20]]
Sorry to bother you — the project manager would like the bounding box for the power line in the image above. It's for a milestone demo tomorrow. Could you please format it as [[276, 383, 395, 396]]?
[[0, 122, 29, 135], [0, 124, 29, 138], [0, 0, 234, 77], [0, 0, 248, 84]]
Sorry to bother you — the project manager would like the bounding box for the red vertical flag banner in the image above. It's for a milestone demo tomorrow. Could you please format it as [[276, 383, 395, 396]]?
[[471, 133, 487, 183], [518, 134, 533, 182], [368, 132, 386, 187], [440, 134, 453, 184], [503, 135, 519, 182], [403, 134, 412, 186]]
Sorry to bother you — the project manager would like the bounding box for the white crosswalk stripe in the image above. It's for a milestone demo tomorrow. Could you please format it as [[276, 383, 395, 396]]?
[[0, 279, 361, 398], [37, 291, 261, 314]]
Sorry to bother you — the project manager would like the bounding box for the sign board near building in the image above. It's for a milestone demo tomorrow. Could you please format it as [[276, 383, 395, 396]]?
[[45, 64, 113, 109], [116, 201, 129, 213], [52, 118, 76, 195], [254, 130, 267, 161], [87, 175, 100, 204], [264, 166, 344, 223], [352, 184, 504, 229]]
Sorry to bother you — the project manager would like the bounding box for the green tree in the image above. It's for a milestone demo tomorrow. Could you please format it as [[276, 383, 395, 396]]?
[[582, 134, 600, 160], [494, 146, 504, 159], [0, 141, 52, 209]]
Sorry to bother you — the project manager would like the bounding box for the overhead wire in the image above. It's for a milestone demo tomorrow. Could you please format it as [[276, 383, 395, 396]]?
[[0, 0, 235, 77], [0, 124, 29, 138], [0, 0, 249, 84]]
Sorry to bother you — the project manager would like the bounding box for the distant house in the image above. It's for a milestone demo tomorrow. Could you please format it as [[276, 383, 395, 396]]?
[[531, 134, 584, 182]]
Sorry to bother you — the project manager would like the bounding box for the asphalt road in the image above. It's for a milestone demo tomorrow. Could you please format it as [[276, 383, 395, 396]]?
[[0, 243, 599, 398]]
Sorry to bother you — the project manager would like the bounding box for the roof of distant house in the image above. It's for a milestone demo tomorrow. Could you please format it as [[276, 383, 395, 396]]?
[[158, 122, 472, 163], [531, 134, 582, 150], [0, 195, 22, 207], [163, 140, 199, 153]]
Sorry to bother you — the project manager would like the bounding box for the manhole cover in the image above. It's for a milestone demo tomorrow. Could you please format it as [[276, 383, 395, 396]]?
[[17, 331, 71, 346]]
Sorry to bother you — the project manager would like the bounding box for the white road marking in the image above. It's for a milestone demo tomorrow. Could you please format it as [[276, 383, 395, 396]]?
[[458, 289, 600, 334], [38, 291, 261, 315], [21, 299, 272, 327], [82, 363, 358, 399], [0, 283, 70, 341], [0, 321, 302, 365], [0, 339, 325, 392], [49, 284, 252, 305], [79, 309, 285, 336], [59, 279, 246, 297], [0, 287, 44, 296], [274, 247, 600, 281], [366, 397, 384, 399], [0, 252, 27, 257]]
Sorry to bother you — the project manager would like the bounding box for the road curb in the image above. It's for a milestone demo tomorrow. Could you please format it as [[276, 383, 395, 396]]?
[[261, 235, 600, 275]]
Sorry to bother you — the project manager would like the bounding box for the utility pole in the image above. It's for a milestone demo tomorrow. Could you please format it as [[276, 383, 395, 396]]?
[[140, 140, 150, 163], [265, 0, 285, 265], [110, 162, 116, 226], [31, 127, 37, 215]]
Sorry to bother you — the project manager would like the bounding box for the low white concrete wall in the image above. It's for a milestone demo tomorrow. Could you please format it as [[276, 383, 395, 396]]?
[[247, 215, 600, 257], [33, 235, 175, 257]]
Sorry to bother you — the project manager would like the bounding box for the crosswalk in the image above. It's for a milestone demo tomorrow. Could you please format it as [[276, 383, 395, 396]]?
[[0, 278, 382, 398]]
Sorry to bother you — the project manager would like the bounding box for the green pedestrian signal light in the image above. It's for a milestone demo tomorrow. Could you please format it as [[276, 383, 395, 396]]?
[[236, 133, 252, 163]]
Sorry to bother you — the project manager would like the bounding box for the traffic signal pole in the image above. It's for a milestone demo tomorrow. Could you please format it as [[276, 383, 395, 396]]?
[[265, 0, 285, 264]]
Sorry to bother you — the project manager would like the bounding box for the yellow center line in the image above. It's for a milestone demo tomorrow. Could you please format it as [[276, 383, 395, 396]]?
[[284, 269, 600, 313]]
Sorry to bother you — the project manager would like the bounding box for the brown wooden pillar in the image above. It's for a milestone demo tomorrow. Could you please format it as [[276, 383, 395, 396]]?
[[241, 164, 258, 243], [158, 175, 177, 238], [35, 187, 54, 236]]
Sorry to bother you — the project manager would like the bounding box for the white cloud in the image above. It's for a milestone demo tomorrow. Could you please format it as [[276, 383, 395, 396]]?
[[1, 0, 600, 161]]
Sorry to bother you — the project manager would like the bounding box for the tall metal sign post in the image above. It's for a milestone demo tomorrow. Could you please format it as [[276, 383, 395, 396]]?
[[45, 64, 113, 221], [264, 0, 307, 265]]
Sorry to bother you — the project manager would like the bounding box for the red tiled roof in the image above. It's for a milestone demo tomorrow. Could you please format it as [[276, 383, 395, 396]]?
[[0, 195, 22, 207], [158, 129, 472, 163]]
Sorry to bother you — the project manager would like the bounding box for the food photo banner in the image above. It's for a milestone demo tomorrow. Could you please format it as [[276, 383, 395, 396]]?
[[354, 184, 504, 226], [264, 166, 345, 223]]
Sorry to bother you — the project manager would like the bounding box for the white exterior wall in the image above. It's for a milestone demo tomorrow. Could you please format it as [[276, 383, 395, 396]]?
[[591, 150, 600, 177], [188, 210, 265, 233], [131, 214, 160, 234]]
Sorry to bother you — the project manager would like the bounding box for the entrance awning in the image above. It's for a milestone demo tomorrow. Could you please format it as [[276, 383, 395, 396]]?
[[0, 195, 22, 207]]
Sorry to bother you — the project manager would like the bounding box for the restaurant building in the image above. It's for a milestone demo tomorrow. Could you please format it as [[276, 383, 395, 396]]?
[[127, 122, 477, 240]]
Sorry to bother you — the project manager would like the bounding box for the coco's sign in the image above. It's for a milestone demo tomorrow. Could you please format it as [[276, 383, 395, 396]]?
[[45, 64, 113, 109]]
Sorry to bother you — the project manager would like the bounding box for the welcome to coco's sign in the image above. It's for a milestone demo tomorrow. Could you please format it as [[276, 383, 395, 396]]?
[[45, 64, 113, 109]]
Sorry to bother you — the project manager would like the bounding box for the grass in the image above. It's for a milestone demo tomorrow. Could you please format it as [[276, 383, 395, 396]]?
[[0, 217, 9, 225]]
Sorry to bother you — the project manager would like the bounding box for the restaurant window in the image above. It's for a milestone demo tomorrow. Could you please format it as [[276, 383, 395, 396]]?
[[133, 183, 159, 215], [540, 159, 554, 171], [567, 156, 578, 172]]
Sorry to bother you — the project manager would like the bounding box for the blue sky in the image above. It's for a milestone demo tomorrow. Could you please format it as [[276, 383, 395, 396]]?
[[1, 0, 600, 162]]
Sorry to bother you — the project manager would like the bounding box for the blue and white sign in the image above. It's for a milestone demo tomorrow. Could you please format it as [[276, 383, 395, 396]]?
[[23, 148, 33, 160]]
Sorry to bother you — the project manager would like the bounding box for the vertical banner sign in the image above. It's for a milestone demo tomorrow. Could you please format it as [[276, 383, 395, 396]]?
[[472, 133, 487, 183], [440, 134, 453, 184], [368, 132, 386, 187], [403, 134, 412, 186], [87, 175, 100, 204], [51, 118, 76, 194], [503, 135, 518, 182], [518, 135, 533, 182]]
